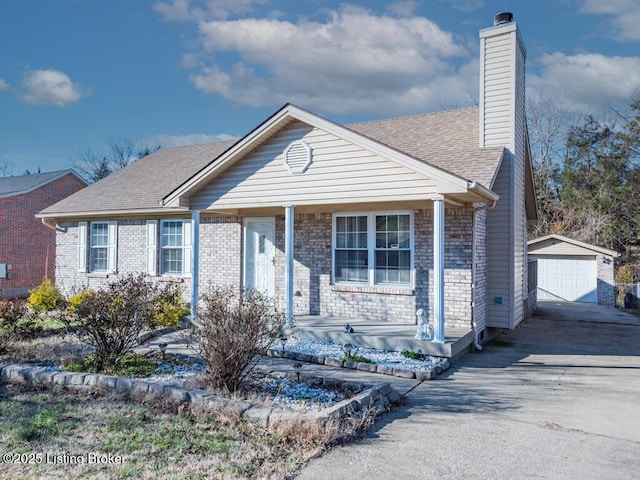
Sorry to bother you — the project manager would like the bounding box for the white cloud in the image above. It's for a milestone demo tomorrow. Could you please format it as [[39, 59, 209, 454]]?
[[0, 78, 9, 91], [385, 1, 418, 17], [143, 132, 237, 148], [580, 0, 640, 41], [20, 70, 90, 106], [187, 6, 472, 115], [529, 53, 640, 112], [154, 0, 265, 21]]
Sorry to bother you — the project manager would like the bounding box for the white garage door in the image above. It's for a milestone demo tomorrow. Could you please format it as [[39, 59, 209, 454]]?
[[536, 256, 597, 303]]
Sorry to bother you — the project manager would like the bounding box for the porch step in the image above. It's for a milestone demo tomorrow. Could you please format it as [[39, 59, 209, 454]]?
[[285, 316, 474, 360]]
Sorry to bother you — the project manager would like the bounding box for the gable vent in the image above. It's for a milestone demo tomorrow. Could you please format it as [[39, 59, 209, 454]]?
[[283, 139, 313, 174]]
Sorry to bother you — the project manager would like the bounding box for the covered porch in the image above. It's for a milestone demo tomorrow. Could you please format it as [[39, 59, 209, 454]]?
[[286, 315, 474, 360]]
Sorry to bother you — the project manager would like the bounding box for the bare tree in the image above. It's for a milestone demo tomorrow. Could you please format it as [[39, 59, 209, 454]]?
[[527, 96, 573, 239], [68, 137, 160, 183], [0, 160, 12, 177]]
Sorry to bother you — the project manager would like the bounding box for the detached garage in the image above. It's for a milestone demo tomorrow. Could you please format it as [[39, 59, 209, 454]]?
[[528, 234, 619, 305]]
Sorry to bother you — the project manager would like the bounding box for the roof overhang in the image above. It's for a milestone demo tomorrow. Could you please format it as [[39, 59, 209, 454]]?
[[36, 207, 189, 221]]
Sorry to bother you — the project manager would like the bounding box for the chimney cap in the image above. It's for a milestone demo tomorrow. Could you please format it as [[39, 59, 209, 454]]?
[[494, 12, 514, 26]]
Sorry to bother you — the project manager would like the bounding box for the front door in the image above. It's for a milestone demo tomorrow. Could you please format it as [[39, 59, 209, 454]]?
[[244, 218, 275, 298]]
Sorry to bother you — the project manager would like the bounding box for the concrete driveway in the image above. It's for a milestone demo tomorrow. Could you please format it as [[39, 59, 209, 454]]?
[[296, 302, 640, 479]]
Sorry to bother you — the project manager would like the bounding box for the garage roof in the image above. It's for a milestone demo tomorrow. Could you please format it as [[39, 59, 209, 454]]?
[[528, 234, 619, 258]]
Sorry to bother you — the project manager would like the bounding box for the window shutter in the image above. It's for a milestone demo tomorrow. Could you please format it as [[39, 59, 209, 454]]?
[[77, 221, 87, 272], [146, 220, 157, 276], [183, 219, 192, 275], [107, 221, 118, 273]]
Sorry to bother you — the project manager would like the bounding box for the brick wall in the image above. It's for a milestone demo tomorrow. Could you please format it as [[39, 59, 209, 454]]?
[[56, 215, 244, 302], [274, 208, 473, 328], [56, 209, 475, 329], [597, 254, 616, 305], [0, 173, 86, 297]]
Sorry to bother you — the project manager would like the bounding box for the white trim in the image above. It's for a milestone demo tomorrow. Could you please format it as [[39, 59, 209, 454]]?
[[77, 221, 87, 272], [190, 211, 200, 317], [146, 220, 158, 276], [107, 221, 117, 273], [331, 210, 414, 288], [284, 206, 295, 327], [159, 219, 191, 277], [433, 197, 445, 343], [88, 221, 117, 273]]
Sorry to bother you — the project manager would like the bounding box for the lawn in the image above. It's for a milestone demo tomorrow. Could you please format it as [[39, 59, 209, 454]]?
[[0, 382, 355, 480]]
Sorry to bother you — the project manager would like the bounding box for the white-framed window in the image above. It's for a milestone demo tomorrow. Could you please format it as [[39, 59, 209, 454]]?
[[78, 221, 117, 273], [159, 219, 192, 276], [332, 211, 413, 287]]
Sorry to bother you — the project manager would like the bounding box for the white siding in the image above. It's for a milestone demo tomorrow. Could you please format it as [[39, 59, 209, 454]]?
[[487, 158, 512, 328], [480, 21, 528, 329], [190, 122, 438, 210], [529, 240, 599, 256]]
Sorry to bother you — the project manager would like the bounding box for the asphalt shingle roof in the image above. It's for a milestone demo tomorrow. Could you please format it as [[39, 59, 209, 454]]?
[[39, 140, 237, 216], [0, 170, 81, 198], [347, 106, 504, 188], [39, 106, 504, 217]]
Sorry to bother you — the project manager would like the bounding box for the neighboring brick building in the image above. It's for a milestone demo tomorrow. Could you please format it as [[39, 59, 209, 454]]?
[[0, 170, 87, 298]]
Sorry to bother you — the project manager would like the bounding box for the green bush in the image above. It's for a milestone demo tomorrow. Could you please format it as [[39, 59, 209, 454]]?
[[28, 278, 64, 313]]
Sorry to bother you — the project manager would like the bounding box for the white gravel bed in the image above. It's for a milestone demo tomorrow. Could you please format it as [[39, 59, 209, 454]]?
[[283, 337, 439, 372]]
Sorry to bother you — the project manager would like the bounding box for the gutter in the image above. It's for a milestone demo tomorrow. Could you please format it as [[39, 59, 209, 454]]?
[[471, 200, 497, 350]]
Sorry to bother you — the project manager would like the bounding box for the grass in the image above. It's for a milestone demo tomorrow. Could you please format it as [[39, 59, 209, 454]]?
[[0, 383, 375, 480], [401, 348, 427, 361], [63, 353, 158, 377], [341, 353, 374, 364]]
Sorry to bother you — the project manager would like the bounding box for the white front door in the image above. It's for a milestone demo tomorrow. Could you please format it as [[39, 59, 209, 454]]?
[[244, 218, 276, 298]]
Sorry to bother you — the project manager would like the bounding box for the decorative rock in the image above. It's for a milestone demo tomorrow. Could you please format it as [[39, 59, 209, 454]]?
[[374, 383, 392, 396], [164, 385, 190, 403], [52, 372, 72, 385], [392, 368, 416, 379], [387, 390, 403, 403], [376, 365, 395, 376], [115, 377, 134, 392], [68, 373, 87, 385], [243, 406, 272, 427], [343, 360, 358, 369], [324, 357, 343, 368], [415, 370, 435, 381], [309, 355, 325, 365], [97, 375, 118, 389], [356, 362, 377, 373]]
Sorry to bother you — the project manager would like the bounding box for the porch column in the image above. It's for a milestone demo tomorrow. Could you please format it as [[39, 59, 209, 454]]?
[[433, 197, 445, 343], [190, 209, 200, 319], [284, 205, 295, 327]]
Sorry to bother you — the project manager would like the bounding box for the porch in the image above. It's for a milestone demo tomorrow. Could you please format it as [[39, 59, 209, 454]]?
[[285, 315, 474, 360]]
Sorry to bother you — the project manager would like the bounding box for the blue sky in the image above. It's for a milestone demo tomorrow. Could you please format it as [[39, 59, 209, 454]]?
[[1, 0, 639, 175]]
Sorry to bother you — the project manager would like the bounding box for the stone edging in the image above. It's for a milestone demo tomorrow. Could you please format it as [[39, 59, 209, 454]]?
[[0, 363, 400, 428], [266, 348, 451, 381]]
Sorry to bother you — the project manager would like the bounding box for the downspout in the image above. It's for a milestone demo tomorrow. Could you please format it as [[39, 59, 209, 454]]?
[[471, 200, 496, 350], [41, 217, 67, 232]]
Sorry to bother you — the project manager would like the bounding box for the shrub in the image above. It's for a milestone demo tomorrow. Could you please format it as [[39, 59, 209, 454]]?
[[151, 284, 190, 327], [67, 274, 176, 371], [0, 299, 42, 352], [194, 288, 285, 393], [67, 290, 93, 314], [28, 278, 65, 313]]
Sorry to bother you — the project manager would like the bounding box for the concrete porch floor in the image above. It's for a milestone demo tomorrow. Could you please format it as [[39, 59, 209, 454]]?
[[284, 316, 474, 360]]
